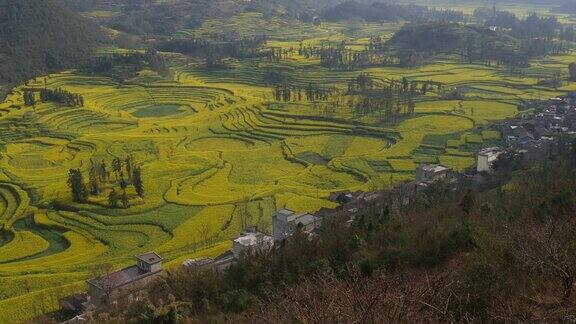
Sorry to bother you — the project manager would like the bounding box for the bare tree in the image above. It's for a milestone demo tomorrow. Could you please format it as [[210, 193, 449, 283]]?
[[197, 222, 212, 247], [511, 214, 576, 304], [91, 263, 120, 305], [236, 197, 252, 231]]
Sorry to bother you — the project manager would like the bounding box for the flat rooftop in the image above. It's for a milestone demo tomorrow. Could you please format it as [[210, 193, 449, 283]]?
[[479, 147, 502, 156], [234, 231, 274, 247], [295, 213, 320, 226], [87, 265, 155, 290], [136, 252, 163, 265], [182, 258, 214, 267], [419, 164, 450, 173]]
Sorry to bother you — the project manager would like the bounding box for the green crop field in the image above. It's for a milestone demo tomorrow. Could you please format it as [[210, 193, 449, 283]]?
[[0, 5, 575, 321]]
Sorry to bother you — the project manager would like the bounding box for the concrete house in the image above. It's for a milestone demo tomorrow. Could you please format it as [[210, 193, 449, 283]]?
[[273, 208, 321, 242], [181, 258, 215, 271], [181, 252, 236, 273], [232, 227, 274, 259], [328, 190, 356, 204], [86, 252, 163, 307], [181, 228, 274, 273], [415, 164, 452, 183], [477, 147, 503, 174]]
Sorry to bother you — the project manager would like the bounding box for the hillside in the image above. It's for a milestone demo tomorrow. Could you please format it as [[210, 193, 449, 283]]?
[[59, 0, 349, 36], [86, 153, 576, 323], [320, 1, 464, 23], [384, 19, 569, 67], [386, 23, 515, 55], [0, 0, 107, 84]]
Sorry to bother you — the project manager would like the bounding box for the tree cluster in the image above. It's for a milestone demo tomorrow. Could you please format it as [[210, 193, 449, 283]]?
[[345, 74, 420, 120], [270, 73, 433, 122], [156, 36, 268, 68], [80, 48, 170, 82], [297, 41, 403, 70], [23, 90, 36, 106], [38, 88, 84, 107], [67, 156, 144, 208], [273, 83, 335, 102], [319, 45, 376, 71], [263, 47, 295, 62], [67, 169, 87, 203]]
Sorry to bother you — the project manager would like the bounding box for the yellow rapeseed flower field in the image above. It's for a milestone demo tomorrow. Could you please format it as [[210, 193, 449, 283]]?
[[0, 17, 574, 322]]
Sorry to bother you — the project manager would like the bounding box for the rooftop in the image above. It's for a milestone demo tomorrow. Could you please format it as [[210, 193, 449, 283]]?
[[135, 252, 163, 265], [182, 258, 214, 268], [295, 213, 320, 226], [419, 164, 450, 173], [87, 264, 156, 290], [234, 231, 274, 247], [479, 147, 502, 156], [277, 208, 295, 216]]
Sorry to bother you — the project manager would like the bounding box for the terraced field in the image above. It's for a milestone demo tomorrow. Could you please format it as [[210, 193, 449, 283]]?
[[1, 14, 575, 322]]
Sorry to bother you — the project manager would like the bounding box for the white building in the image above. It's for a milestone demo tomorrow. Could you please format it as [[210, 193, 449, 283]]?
[[477, 147, 503, 174], [415, 164, 451, 183], [272, 208, 321, 242], [232, 228, 274, 259], [182, 258, 214, 269], [86, 252, 163, 307]]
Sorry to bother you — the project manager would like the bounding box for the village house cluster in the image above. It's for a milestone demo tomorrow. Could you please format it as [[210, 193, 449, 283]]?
[[58, 210, 326, 320], [58, 94, 576, 322], [495, 94, 576, 163]]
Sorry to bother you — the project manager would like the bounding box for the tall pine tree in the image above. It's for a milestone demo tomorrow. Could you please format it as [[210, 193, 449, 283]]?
[[67, 168, 87, 203], [133, 166, 144, 198]]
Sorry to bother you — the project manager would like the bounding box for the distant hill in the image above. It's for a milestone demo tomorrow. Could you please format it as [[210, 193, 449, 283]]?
[[320, 1, 464, 23], [386, 23, 513, 54], [386, 15, 567, 68], [553, 1, 576, 13], [59, 0, 343, 36], [0, 0, 107, 84], [61, 0, 245, 36]]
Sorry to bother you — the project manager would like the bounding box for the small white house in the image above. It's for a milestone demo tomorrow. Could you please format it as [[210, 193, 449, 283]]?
[[232, 228, 274, 259], [477, 147, 503, 174], [136, 252, 163, 273], [415, 164, 451, 183]]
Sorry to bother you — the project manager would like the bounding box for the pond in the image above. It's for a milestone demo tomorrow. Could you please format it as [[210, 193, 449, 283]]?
[[131, 104, 187, 118]]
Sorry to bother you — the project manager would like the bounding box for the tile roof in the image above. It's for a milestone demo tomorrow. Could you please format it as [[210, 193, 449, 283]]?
[[295, 213, 320, 226]]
